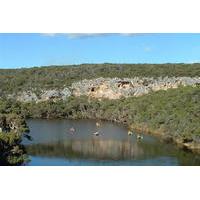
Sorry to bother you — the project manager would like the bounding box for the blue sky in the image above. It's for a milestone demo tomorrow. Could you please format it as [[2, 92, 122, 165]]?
[[1, 33, 200, 68]]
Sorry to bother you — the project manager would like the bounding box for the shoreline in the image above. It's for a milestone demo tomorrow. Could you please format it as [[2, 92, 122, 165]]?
[[26, 116, 200, 155], [129, 123, 200, 154]]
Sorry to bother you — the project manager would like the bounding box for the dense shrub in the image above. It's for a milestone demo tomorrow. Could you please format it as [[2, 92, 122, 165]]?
[[1, 86, 199, 144], [0, 63, 200, 96], [0, 114, 30, 165]]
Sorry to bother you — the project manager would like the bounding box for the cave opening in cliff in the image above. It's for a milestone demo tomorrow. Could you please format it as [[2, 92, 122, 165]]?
[[117, 81, 131, 88], [91, 87, 95, 92]]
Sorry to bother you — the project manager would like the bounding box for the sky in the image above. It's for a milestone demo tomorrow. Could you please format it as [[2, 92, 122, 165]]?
[[1, 33, 200, 68]]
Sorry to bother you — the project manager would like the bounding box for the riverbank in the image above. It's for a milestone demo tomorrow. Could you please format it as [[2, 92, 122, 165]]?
[[129, 124, 200, 154], [0, 64, 200, 158], [1, 85, 199, 155]]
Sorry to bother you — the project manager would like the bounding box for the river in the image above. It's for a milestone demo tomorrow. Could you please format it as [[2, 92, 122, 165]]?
[[23, 119, 200, 166]]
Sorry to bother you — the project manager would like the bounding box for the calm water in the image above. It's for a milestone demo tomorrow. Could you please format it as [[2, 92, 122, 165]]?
[[24, 119, 200, 166]]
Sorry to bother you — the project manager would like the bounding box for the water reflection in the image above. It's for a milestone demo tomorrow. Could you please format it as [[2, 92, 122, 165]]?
[[26, 139, 145, 160], [25, 119, 200, 166]]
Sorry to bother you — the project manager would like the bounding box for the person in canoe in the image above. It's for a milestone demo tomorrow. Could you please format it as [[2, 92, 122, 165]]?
[[128, 130, 133, 136], [92, 131, 99, 136], [69, 127, 75, 134], [96, 122, 101, 127], [137, 134, 143, 140]]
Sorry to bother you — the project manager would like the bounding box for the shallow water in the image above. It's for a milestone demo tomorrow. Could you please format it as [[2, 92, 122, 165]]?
[[24, 119, 200, 166]]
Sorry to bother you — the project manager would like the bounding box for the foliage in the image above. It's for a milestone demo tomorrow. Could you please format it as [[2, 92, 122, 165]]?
[[0, 64, 200, 162], [0, 114, 30, 165], [1, 86, 199, 144], [0, 63, 200, 96]]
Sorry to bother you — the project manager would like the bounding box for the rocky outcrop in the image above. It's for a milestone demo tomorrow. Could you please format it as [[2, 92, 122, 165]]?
[[9, 77, 200, 102], [16, 91, 38, 102], [71, 77, 200, 99], [39, 88, 71, 102], [14, 88, 71, 103]]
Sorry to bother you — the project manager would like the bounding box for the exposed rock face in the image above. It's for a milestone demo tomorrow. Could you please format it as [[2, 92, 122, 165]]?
[[9, 77, 200, 102], [16, 91, 38, 102], [14, 88, 71, 103], [71, 77, 200, 99], [60, 88, 72, 100], [39, 88, 71, 102], [40, 90, 60, 101]]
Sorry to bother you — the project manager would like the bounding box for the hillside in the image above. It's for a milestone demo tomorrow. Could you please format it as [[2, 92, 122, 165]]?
[[0, 63, 200, 96], [0, 63, 200, 157]]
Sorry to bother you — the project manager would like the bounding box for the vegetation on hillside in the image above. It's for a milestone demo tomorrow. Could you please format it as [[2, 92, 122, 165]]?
[[0, 64, 200, 165], [0, 63, 200, 96], [1, 86, 199, 149]]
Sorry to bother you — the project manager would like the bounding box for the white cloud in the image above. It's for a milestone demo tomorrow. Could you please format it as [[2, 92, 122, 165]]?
[[40, 33, 143, 39], [41, 33, 57, 37], [66, 33, 110, 38]]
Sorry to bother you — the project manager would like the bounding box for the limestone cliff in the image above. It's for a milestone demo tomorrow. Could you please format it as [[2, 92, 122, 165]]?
[[8, 77, 200, 102], [71, 77, 200, 99]]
